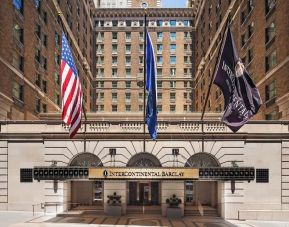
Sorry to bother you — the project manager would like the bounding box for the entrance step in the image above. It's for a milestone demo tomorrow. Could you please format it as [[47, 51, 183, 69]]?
[[127, 205, 161, 215], [184, 206, 218, 217]]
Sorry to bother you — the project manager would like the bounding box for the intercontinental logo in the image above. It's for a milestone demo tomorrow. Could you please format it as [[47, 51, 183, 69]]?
[[90, 167, 199, 180]]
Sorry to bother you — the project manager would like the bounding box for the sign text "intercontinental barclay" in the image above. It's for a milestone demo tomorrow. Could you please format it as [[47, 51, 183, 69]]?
[[89, 168, 199, 180]]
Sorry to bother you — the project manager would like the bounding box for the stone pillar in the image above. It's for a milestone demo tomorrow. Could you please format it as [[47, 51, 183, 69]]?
[[161, 181, 184, 216], [103, 181, 126, 215]]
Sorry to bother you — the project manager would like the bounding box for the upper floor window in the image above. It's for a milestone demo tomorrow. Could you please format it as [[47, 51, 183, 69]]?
[[265, 50, 277, 72], [265, 21, 276, 44], [170, 20, 176, 26], [13, 24, 23, 44], [170, 32, 176, 41], [170, 56, 176, 64], [157, 32, 162, 40], [265, 80, 276, 102], [265, 0, 276, 15], [12, 81, 24, 102]]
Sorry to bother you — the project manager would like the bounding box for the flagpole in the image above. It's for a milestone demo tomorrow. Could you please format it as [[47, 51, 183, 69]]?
[[200, 14, 231, 152], [143, 4, 147, 153], [58, 11, 87, 152]]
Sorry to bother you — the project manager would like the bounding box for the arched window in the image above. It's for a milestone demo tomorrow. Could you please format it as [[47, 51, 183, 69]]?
[[70, 153, 103, 167], [127, 152, 161, 167], [185, 152, 220, 167]]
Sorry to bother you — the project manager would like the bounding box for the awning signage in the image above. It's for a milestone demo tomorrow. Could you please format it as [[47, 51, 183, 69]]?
[[89, 168, 199, 180]]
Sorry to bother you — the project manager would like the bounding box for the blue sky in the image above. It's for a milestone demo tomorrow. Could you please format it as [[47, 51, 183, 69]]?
[[162, 0, 187, 8]]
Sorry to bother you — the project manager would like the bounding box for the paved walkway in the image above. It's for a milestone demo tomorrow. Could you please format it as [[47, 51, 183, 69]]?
[[2, 211, 289, 227]]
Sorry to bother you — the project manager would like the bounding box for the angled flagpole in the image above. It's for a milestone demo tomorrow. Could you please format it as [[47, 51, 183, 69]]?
[[200, 14, 231, 152], [58, 11, 87, 152], [142, 3, 148, 153]]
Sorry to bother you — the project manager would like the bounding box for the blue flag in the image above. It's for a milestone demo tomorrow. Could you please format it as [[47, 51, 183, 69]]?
[[213, 26, 262, 132], [145, 32, 157, 139]]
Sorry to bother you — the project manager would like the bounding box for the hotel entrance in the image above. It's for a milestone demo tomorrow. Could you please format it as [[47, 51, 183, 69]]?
[[128, 181, 160, 205]]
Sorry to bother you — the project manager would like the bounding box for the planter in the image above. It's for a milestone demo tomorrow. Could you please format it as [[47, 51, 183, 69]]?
[[166, 207, 182, 219], [106, 205, 122, 216]]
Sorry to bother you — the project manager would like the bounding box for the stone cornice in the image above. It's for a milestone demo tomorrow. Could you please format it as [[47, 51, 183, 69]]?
[[92, 8, 195, 20]]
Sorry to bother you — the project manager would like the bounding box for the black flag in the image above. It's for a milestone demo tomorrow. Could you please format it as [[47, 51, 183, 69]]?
[[213, 26, 262, 132]]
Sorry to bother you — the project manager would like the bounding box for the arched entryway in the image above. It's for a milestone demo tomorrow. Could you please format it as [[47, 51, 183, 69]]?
[[70, 153, 103, 209], [185, 153, 220, 209], [127, 153, 161, 208]]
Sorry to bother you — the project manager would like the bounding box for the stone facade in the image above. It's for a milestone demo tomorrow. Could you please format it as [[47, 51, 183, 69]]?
[[1, 115, 289, 221]]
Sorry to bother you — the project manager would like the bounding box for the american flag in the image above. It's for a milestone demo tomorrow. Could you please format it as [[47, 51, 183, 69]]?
[[60, 32, 83, 138]]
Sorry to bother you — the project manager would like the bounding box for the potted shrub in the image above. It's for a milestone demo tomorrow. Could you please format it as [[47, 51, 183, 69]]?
[[106, 192, 122, 216], [166, 194, 182, 219]]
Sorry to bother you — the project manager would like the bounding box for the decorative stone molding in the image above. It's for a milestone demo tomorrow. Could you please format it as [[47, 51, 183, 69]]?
[[89, 123, 110, 132], [120, 123, 142, 132], [157, 123, 169, 131], [205, 123, 226, 132], [179, 123, 200, 132]]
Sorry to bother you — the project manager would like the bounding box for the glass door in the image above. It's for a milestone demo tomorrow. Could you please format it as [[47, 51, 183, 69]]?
[[93, 181, 103, 205], [185, 181, 194, 204]]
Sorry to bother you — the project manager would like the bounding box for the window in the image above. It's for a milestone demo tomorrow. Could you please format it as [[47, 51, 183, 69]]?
[[170, 44, 176, 53], [265, 111, 278, 120], [112, 81, 117, 88], [170, 20, 176, 26], [112, 44, 117, 53], [12, 51, 24, 72], [12, 81, 24, 102], [55, 32, 61, 46], [157, 44, 163, 52], [247, 48, 253, 64], [125, 44, 131, 53], [157, 56, 163, 64], [265, 0, 276, 15], [126, 56, 131, 64], [125, 32, 131, 40], [35, 24, 41, 39], [97, 81, 104, 88], [170, 56, 176, 64], [157, 68, 162, 76], [139, 32, 144, 39], [157, 81, 162, 88], [247, 0, 253, 12], [112, 68, 117, 77], [157, 105, 162, 112], [42, 104, 47, 113], [125, 81, 131, 88], [184, 56, 191, 64], [55, 92, 60, 106], [97, 92, 104, 101], [265, 80, 276, 102], [170, 105, 176, 112], [125, 93, 131, 101], [139, 105, 143, 111], [139, 68, 143, 74], [265, 22, 276, 44], [184, 93, 188, 99], [126, 68, 131, 76], [157, 32, 162, 40], [97, 105, 104, 111], [54, 72, 60, 85], [112, 105, 117, 112], [170, 68, 176, 76], [125, 105, 131, 112], [139, 92, 143, 100], [184, 20, 189, 26], [184, 105, 188, 112], [35, 99, 41, 113], [248, 22, 254, 38], [241, 11, 246, 24], [42, 80, 47, 93], [139, 44, 144, 52], [157, 93, 162, 100], [170, 93, 176, 101], [265, 50, 277, 72], [170, 81, 176, 88], [112, 32, 117, 40], [241, 34, 246, 47], [112, 56, 117, 64], [170, 32, 176, 41], [112, 93, 117, 101], [13, 24, 23, 44], [43, 34, 47, 47], [157, 20, 163, 26]]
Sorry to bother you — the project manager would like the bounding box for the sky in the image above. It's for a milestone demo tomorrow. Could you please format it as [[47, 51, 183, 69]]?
[[162, 0, 187, 8]]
